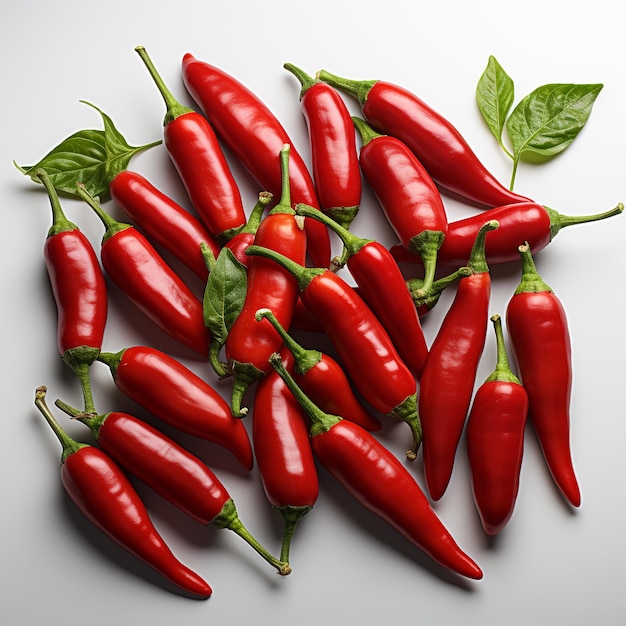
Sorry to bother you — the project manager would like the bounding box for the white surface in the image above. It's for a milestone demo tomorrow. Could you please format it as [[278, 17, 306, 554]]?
[[2, 1, 625, 624]]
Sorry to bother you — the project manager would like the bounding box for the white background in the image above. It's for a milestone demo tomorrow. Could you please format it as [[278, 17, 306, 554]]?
[[2, 1, 625, 624]]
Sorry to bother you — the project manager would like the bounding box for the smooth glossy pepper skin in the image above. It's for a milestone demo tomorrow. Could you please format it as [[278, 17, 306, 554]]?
[[34, 388, 212, 599], [506, 244, 581, 507], [77, 186, 210, 358], [318, 70, 530, 209], [97, 346, 253, 470], [136, 46, 246, 243], [252, 349, 318, 563], [466, 314, 528, 535], [181, 53, 331, 268], [110, 170, 219, 281], [390, 201, 624, 267], [352, 117, 447, 296], [269, 356, 483, 581], [246, 244, 421, 459], [284, 63, 361, 230], [225, 146, 307, 416], [419, 221, 498, 501]]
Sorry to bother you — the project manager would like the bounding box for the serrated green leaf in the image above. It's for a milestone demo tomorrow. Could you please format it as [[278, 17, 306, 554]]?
[[506, 83, 603, 159], [476, 55, 514, 152]]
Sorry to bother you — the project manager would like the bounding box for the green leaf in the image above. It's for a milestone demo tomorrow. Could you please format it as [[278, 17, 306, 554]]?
[[18, 101, 161, 197], [506, 83, 603, 160], [476, 55, 514, 153]]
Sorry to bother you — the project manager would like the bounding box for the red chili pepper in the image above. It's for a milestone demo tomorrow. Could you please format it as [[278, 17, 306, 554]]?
[[225, 145, 307, 416], [76, 185, 210, 358], [405, 266, 472, 318], [505, 243, 581, 507], [96, 346, 253, 471], [390, 201, 624, 267], [419, 221, 499, 501], [291, 296, 325, 333], [466, 314, 528, 535], [135, 46, 246, 243], [181, 52, 331, 268], [255, 308, 381, 431], [37, 170, 107, 414], [284, 63, 361, 230], [352, 117, 448, 296], [57, 400, 290, 575], [252, 348, 318, 564], [34, 387, 213, 598], [317, 69, 531, 208], [246, 243, 421, 460], [268, 355, 483, 580], [297, 203, 429, 379], [110, 170, 220, 281]]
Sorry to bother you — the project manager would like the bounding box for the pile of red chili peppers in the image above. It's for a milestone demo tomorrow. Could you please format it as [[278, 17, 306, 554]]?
[[23, 46, 623, 600]]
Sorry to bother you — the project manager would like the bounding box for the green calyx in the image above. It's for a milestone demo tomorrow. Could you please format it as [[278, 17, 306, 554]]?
[[96, 349, 124, 378], [284, 63, 318, 99], [317, 70, 377, 108], [212, 498, 292, 576], [546, 202, 624, 241], [485, 314, 521, 385], [388, 393, 422, 461], [76, 184, 131, 241], [466, 220, 499, 274], [514, 243, 552, 295], [407, 266, 472, 310], [35, 169, 79, 237], [352, 116, 383, 147], [135, 45, 194, 125], [269, 352, 341, 436], [408, 229, 446, 296], [275, 504, 313, 564], [62, 346, 101, 415], [229, 361, 265, 417]]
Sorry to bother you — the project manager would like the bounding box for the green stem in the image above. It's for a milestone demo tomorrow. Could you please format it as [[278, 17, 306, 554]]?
[[283, 63, 317, 98], [76, 184, 130, 240], [509, 156, 520, 191], [35, 169, 78, 236], [407, 230, 445, 296], [317, 70, 376, 108], [34, 387, 87, 462], [135, 45, 193, 124], [61, 348, 100, 415], [212, 498, 292, 575], [407, 266, 472, 308], [240, 191, 274, 234], [276, 505, 313, 563], [485, 314, 521, 384], [514, 243, 552, 295], [352, 116, 383, 147], [96, 349, 123, 377], [255, 308, 321, 375], [270, 144, 294, 215], [547, 202, 624, 240], [467, 220, 499, 274]]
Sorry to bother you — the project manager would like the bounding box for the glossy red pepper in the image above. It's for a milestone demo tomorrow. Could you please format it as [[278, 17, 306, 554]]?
[[297, 203, 429, 379], [317, 69, 531, 208], [77, 186, 210, 358], [225, 145, 307, 416], [419, 221, 499, 501], [352, 117, 448, 296], [506, 243, 581, 507], [252, 348, 318, 564], [466, 314, 528, 535], [255, 308, 381, 431], [37, 169, 107, 414], [136, 46, 246, 243], [110, 170, 220, 281], [58, 400, 290, 575], [284, 63, 361, 230], [34, 387, 212, 598], [246, 243, 421, 460], [269, 355, 483, 580], [96, 346, 253, 470], [390, 201, 624, 267], [181, 52, 331, 268]]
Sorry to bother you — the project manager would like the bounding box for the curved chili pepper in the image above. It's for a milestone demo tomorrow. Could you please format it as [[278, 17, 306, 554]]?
[[181, 52, 331, 268], [135, 46, 246, 243], [352, 117, 447, 296], [77, 185, 210, 357], [317, 69, 531, 208], [466, 314, 528, 535], [34, 387, 213, 598], [296, 203, 428, 379], [37, 169, 107, 414], [268, 355, 483, 580], [284, 63, 361, 230], [505, 243, 581, 507], [390, 201, 624, 267], [225, 145, 307, 416], [96, 346, 253, 470], [405, 266, 472, 318], [57, 400, 290, 575], [419, 221, 499, 501], [252, 348, 318, 564], [245, 243, 421, 460], [255, 308, 381, 431], [110, 170, 219, 281]]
